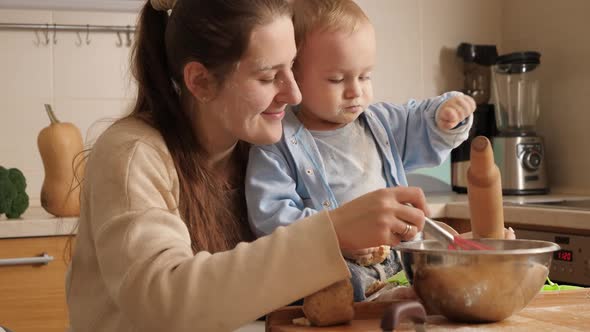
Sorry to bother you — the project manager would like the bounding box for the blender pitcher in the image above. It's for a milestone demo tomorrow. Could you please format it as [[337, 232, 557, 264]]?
[[492, 52, 541, 135], [491, 51, 548, 195]]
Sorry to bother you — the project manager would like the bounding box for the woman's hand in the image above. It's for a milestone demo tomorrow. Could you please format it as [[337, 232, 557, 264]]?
[[329, 186, 429, 250]]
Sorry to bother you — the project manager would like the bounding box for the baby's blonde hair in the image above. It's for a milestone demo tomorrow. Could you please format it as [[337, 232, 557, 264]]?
[[292, 0, 370, 52]]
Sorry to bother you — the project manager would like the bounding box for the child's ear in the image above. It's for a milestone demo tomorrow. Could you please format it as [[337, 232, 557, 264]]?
[[183, 61, 216, 102]]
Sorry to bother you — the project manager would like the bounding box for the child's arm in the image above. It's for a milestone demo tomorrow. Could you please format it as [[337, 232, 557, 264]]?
[[435, 94, 476, 130], [369, 92, 473, 172], [246, 144, 318, 237]]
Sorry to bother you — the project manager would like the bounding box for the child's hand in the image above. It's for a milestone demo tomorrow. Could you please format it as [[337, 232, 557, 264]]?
[[436, 94, 476, 130], [342, 245, 390, 266], [341, 247, 377, 262]]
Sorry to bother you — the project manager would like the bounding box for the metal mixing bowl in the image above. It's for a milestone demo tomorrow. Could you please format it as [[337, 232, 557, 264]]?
[[397, 239, 560, 323]]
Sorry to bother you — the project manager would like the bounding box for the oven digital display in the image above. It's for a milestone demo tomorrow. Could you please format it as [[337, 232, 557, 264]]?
[[554, 249, 573, 262]]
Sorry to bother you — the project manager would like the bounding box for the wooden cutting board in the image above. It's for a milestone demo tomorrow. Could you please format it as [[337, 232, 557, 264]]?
[[266, 289, 590, 331]]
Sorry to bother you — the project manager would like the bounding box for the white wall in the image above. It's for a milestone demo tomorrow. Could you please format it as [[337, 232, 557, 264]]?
[[2, 0, 586, 200], [357, 0, 502, 103], [501, 0, 590, 195], [0, 9, 137, 200]]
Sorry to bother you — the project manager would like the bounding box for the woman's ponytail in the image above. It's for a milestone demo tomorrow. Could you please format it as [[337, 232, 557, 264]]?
[[131, 2, 180, 121]]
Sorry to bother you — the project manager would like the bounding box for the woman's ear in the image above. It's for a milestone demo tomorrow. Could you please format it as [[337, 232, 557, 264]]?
[[183, 61, 216, 102]]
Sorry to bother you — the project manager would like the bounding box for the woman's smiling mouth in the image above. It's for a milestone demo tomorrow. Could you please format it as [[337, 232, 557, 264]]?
[[261, 110, 285, 120]]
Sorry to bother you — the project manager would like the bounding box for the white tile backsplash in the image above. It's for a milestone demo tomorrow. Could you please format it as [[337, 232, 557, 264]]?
[[0, 8, 138, 199], [0, 10, 53, 99], [52, 10, 137, 99], [0, 98, 51, 199]]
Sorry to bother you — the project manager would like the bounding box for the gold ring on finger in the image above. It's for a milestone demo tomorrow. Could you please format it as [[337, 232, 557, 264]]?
[[399, 223, 411, 237]]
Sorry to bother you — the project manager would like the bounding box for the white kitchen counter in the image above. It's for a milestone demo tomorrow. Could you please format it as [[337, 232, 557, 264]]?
[[427, 193, 590, 232], [0, 206, 77, 238], [1, 193, 590, 239]]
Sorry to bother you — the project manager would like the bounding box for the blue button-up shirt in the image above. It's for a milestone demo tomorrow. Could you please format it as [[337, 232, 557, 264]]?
[[246, 92, 472, 237]]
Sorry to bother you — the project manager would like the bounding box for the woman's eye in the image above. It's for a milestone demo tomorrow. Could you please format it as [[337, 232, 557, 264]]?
[[328, 78, 344, 83], [360, 75, 371, 81], [259, 76, 276, 83]]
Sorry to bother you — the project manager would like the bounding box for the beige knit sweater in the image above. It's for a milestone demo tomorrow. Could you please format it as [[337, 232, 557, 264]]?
[[66, 117, 350, 332]]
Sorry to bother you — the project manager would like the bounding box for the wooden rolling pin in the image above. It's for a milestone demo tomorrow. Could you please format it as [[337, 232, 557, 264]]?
[[467, 136, 505, 239]]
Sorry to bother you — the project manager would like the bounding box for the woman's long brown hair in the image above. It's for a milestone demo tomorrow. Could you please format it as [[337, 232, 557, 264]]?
[[129, 0, 291, 253]]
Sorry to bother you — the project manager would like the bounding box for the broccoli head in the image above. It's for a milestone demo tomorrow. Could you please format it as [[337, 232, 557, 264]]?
[[0, 166, 29, 219]]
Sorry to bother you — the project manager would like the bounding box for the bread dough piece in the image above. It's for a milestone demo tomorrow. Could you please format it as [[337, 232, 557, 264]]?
[[303, 279, 355, 326], [356, 245, 390, 266]]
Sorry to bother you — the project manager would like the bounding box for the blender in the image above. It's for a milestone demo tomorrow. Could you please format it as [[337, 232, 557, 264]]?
[[491, 51, 548, 195]]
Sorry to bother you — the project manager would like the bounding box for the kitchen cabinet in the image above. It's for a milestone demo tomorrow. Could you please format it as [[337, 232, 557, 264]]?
[[0, 235, 73, 332]]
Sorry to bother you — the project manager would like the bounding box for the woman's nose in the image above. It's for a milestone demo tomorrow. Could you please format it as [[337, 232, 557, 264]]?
[[277, 73, 302, 105]]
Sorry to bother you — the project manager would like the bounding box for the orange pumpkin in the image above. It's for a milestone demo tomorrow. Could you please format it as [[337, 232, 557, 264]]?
[[37, 104, 85, 217]]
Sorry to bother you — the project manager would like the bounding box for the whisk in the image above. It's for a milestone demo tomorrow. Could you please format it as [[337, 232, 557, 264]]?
[[423, 216, 493, 250]]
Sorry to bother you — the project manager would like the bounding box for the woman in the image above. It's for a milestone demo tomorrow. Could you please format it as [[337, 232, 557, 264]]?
[[65, 0, 428, 331]]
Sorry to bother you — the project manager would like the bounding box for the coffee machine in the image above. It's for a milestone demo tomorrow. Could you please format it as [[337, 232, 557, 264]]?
[[491, 51, 549, 195], [451, 43, 498, 193]]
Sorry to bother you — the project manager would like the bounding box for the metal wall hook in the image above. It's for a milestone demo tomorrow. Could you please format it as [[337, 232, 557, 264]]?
[[116, 31, 123, 47], [125, 25, 132, 47], [33, 30, 40, 46], [1, 22, 138, 47], [52, 23, 57, 44], [42, 23, 50, 45], [75, 31, 82, 47], [85, 24, 91, 45]]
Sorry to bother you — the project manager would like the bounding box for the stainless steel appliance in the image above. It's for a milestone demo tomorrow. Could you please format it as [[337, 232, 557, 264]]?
[[509, 199, 590, 286], [451, 43, 498, 193], [491, 51, 549, 195], [516, 228, 590, 286]]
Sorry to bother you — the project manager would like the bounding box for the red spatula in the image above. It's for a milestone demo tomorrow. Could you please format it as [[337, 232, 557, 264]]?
[[423, 216, 493, 250]]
